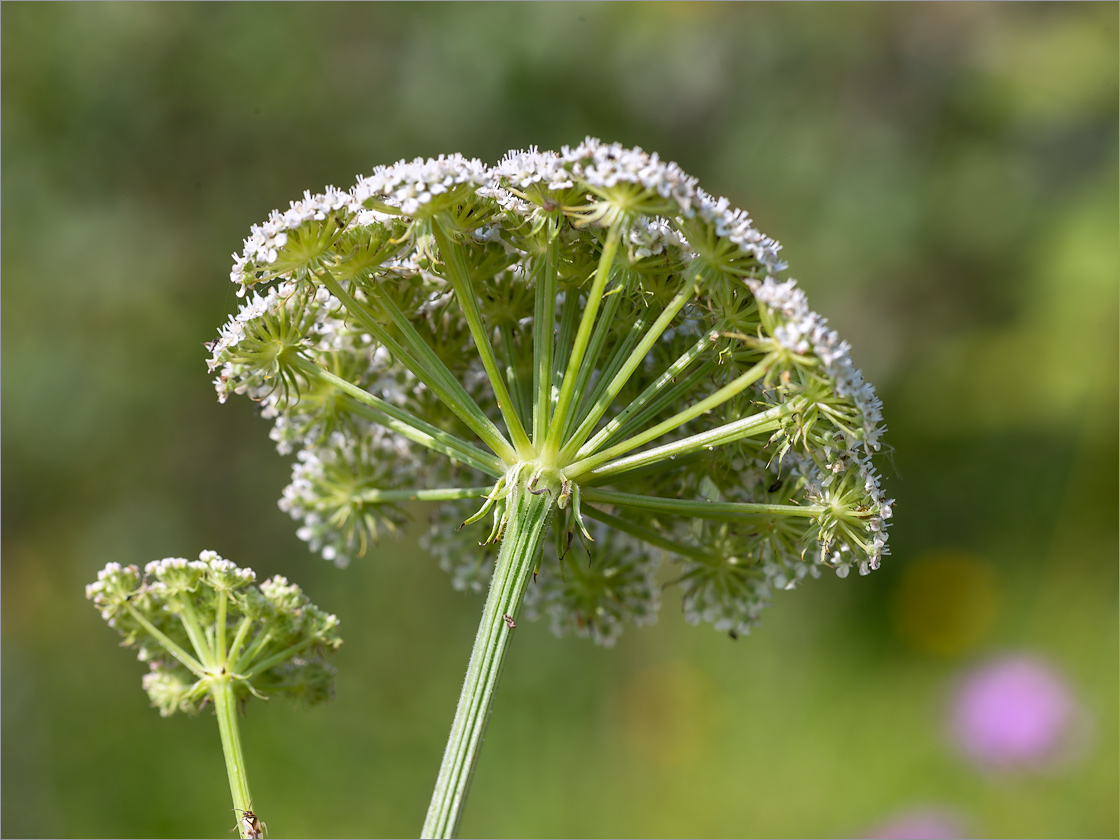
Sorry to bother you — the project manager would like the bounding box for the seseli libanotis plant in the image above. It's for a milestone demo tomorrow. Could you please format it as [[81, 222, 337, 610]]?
[[210, 138, 893, 837], [86, 552, 342, 838]]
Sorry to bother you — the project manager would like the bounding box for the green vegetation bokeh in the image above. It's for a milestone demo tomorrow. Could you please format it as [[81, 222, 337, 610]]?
[[3, 3, 1116, 837]]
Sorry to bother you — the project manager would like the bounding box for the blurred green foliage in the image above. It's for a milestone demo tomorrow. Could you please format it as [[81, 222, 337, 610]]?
[[3, 3, 1116, 838]]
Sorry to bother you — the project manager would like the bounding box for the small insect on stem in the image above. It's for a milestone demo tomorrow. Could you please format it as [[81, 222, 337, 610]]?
[[233, 805, 267, 839], [503, 614, 516, 629]]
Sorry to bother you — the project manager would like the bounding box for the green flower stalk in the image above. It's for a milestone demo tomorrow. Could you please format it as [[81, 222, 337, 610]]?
[[209, 139, 893, 836], [86, 551, 343, 838]]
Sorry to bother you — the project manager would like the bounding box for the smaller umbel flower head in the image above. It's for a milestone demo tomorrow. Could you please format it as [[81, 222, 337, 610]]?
[[86, 551, 342, 715], [209, 138, 893, 644]]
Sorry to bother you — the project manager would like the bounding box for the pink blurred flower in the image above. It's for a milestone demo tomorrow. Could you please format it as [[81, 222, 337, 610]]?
[[865, 807, 964, 840], [950, 655, 1079, 769]]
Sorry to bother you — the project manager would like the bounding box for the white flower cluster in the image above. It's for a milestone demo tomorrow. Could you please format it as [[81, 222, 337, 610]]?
[[805, 450, 894, 577], [561, 139, 786, 273], [627, 215, 690, 261], [751, 276, 885, 453], [492, 146, 574, 192], [207, 288, 276, 402], [207, 280, 314, 406], [211, 138, 892, 644], [279, 429, 421, 566], [143, 554, 256, 600], [664, 470, 823, 638], [86, 562, 142, 625], [564, 139, 699, 209], [351, 154, 490, 216], [419, 499, 496, 594], [227, 138, 789, 289], [522, 520, 662, 648], [87, 551, 343, 714], [231, 188, 351, 291]]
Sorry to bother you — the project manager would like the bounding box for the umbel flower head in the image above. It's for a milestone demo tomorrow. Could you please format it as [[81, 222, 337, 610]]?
[[209, 138, 892, 644], [87, 551, 342, 715]]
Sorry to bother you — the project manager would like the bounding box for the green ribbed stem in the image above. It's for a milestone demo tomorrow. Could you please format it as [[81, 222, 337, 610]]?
[[422, 472, 554, 839], [211, 676, 256, 838]]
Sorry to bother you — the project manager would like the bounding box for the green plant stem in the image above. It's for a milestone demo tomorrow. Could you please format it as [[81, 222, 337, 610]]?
[[560, 284, 694, 461], [566, 351, 781, 478], [559, 282, 624, 439], [354, 486, 492, 504], [234, 629, 274, 675], [210, 676, 255, 838], [177, 598, 219, 670], [243, 637, 315, 680], [580, 504, 717, 562], [532, 238, 559, 446], [226, 615, 255, 666], [543, 224, 621, 459], [574, 400, 793, 484], [315, 268, 517, 463], [432, 225, 534, 458], [123, 606, 206, 675], [550, 283, 582, 419], [582, 487, 825, 520], [296, 359, 505, 477], [574, 331, 713, 459], [498, 323, 530, 433], [422, 472, 554, 839], [215, 591, 228, 674]]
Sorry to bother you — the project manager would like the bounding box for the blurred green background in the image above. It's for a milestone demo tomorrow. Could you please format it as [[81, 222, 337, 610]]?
[[3, 3, 1117, 838]]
